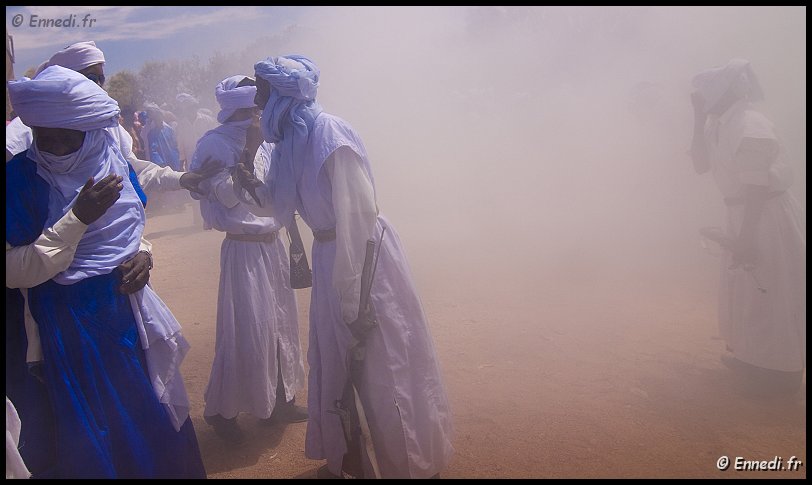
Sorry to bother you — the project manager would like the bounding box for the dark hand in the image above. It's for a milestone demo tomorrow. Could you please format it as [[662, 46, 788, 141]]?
[[117, 250, 152, 294], [73, 175, 124, 225], [234, 162, 263, 206], [235, 162, 262, 189], [179, 160, 222, 195]]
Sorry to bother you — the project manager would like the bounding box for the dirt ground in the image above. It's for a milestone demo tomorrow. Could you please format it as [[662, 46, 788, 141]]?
[[144, 204, 806, 479]]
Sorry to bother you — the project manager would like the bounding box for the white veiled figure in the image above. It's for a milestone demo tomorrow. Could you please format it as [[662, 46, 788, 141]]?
[[693, 59, 805, 383]]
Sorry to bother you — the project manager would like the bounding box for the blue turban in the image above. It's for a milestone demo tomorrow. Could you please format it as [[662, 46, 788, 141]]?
[[8, 65, 120, 131], [253, 55, 323, 226]]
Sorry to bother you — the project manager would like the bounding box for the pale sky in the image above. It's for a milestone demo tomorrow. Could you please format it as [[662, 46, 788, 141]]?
[[6, 6, 308, 75]]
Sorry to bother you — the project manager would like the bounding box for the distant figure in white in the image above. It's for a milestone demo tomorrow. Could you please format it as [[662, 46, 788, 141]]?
[[689, 59, 805, 396]]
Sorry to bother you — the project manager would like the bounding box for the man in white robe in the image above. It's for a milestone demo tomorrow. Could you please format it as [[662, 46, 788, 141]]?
[[690, 59, 805, 396], [191, 75, 307, 444]]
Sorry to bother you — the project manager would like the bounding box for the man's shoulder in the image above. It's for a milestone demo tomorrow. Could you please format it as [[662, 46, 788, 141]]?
[[311, 113, 367, 163], [6, 150, 34, 171], [313, 113, 360, 141], [6, 150, 46, 199], [196, 126, 228, 145], [315, 112, 350, 128]]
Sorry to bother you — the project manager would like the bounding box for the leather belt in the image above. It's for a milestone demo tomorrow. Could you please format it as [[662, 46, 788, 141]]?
[[313, 227, 337, 242], [226, 232, 278, 243]]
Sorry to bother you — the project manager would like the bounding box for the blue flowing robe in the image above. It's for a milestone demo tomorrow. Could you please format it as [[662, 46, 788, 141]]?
[[5, 152, 206, 479]]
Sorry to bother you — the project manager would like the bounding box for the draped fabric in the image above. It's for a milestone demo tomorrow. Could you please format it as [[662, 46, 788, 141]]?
[[34, 40, 105, 76], [9, 65, 119, 132], [5, 154, 205, 478], [275, 111, 455, 478], [254, 55, 322, 227], [214, 75, 257, 124], [703, 101, 806, 373], [692, 58, 764, 113]]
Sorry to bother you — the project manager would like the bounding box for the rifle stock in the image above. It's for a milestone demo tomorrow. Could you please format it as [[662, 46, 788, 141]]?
[[331, 228, 387, 478]]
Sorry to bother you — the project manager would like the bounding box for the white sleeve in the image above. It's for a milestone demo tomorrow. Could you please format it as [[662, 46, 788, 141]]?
[[210, 145, 278, 217], [328, 146, 378, 324], [208, 171, 242, 209], [5, 209, 88, 289], [129, 157, 183, 193], [112, 124, 183, 192], [6, 209, 89, 365], [5, 117, 33, 158]]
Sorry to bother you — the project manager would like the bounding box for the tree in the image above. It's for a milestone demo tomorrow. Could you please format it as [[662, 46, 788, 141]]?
[[106, 70, 144, 114]]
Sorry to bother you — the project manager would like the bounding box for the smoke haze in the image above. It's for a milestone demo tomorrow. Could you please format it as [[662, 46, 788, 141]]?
[[9, 6, 805, 477]]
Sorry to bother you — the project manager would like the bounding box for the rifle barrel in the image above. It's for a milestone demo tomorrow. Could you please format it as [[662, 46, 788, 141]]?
[[359, 239, 376, 313]]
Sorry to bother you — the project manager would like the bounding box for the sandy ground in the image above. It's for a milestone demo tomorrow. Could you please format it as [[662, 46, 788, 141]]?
[[144, 203, 806, 479]]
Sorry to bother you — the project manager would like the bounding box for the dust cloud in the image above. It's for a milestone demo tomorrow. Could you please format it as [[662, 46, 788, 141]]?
[[18, 6, 805, 478], [252, 6, 806, 306], [151, 6, 805, 477]]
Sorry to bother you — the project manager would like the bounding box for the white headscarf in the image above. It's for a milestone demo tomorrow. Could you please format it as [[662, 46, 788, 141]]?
[[35, 40, 105, 75], [215, 75, 257, 123], [9, 65, 120, 132], [692, 58, 764, 113]]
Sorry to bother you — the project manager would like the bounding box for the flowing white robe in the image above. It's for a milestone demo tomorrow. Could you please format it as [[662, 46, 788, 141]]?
[[706, 100, 806, 372], [193, 125, 305, 419]]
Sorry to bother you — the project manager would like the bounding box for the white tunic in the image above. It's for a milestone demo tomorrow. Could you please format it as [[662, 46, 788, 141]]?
[[705, 100, 806, 372], [194, 128, 305, 419]]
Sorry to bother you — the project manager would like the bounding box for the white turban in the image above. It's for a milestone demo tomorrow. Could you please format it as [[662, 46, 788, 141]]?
[[8, 65, 120, 131], [176, 92, 199, 108], [215, 75, 257, 124], [692, 58, 764, 113], [35, 40, 105, 76]]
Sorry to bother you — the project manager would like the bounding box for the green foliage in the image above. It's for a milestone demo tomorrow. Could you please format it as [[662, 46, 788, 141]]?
[[106, 70, 143, 114], [104, 26, 300, 115]]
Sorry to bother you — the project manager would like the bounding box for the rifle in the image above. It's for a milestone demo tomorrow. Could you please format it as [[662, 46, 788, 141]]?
[[329, 227, 386, 479]]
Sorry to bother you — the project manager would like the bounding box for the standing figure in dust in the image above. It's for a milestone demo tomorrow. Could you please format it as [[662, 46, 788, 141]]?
[[226, 55, 455, 478], [689, 58, 805, 396]]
